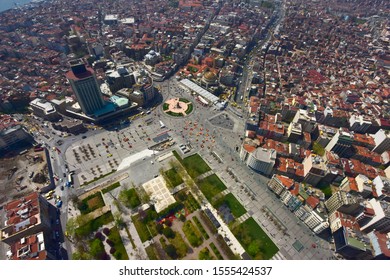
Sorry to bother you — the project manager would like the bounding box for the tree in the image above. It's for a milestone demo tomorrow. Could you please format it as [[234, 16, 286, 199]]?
[[165, 244, 178, 259], [114, 212, 126, 229], [66, 217, 77, 237], [179, 215, 186, 222], [247, 240, 262, 258], [156, 223, 164, 234], [72, 251, 91, 260], [138, 209, 147, 221], [177, 191, 187, 202], [213, 86, 224, 97], [163, 227, 175, 239], [90, 239, 105, 259], [312, 141, 325, 156]]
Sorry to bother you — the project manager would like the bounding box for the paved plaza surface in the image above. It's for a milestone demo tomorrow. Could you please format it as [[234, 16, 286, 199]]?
[[57, 78, 335, 260]]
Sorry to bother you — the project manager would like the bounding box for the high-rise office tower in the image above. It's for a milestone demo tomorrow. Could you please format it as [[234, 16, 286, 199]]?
[[66, 59, 105, 116]]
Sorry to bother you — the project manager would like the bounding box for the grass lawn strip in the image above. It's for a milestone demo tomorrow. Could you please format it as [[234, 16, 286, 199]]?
[[192, 216, 209, 240], [198, 174, 227, 201], [145, 245, 159, 260], [210, 242, 223, 260], [198, 247, 215, 260], [184, 103, 193, 114], [182, 220, 203, 247], [231, 217, 278, 260], [131, 214, 152, 242], [108, 226, 129, 260], [184, 192, 200, 213], [102, 182, 121, 194], [81, 170, 116, 186]]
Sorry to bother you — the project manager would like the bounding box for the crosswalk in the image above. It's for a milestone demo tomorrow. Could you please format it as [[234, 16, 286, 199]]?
[[271, 252, 287, 260]]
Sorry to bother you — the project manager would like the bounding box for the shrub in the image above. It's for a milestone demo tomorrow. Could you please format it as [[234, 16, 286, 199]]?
[[156, 223, 164, 234], [164, 219, 172, 227], [103, 227, 110, 236], [110, 247, 116, 254], [163, 227, 175, 239], [165, 244, 178, 259], [106, 239, 114, 247], [95, 232, 103, 239], [113, 251, 123, 260], [179, 215, 186, 222]]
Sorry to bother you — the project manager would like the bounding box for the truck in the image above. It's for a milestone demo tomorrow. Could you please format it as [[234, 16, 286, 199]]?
[[159, 120, 165, 128]]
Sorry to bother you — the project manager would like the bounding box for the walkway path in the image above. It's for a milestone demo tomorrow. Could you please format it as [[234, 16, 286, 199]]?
[[103, 187, 148, 260]]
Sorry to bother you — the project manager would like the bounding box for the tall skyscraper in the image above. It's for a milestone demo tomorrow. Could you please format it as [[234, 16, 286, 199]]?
[[66, 59, 105, 116]]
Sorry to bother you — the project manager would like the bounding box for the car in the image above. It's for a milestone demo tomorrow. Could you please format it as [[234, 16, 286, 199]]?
[[56, 219, 60, 225], [82, 135, 87, 139], [63, 173, 66, 177], [60, 185, 64, 191]]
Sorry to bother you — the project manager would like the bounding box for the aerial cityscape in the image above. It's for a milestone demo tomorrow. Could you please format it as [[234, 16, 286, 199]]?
[[0, 0, 389, 261]]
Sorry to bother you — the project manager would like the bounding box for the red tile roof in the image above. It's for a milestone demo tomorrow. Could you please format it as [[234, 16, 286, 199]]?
[[306, 196, 320, 209]]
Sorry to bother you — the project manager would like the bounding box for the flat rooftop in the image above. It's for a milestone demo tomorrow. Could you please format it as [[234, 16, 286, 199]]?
[[142, 176, 176, 213]]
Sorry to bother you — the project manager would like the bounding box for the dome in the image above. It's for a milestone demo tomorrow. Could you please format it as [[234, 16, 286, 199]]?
[[203, 71, 217, 83]]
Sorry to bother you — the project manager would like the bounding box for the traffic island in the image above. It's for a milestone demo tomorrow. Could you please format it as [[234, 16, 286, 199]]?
[[163, 97, 193, 117]]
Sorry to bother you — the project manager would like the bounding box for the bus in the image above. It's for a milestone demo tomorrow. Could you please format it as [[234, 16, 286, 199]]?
[[159, 120, 165, 128], [67, 173, 73, 186]]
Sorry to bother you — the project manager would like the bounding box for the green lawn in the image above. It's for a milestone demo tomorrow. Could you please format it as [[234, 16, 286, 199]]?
[[192, 216, 209, 240], [119, 188, 141, 209], [131, 214, 152, 242], [108, 226, 129, 260], [163, 103, 169, 110], [81, 170, 116, 186], [213, 193, 247, 218], [182, 220, 203, 247], [78, 192, 105, 215], [198, 247, 215, 260], [166, 111, 184, 117], [198, 174, 227, 201], [145, 245, 159, 260], [165, 168, 184, 187], [75, 212, 114, 238], [210, 242, 223, 260], [185, 103, 193, 115], [102, 182, 121, 194], [173, 152, 211, 179], [179, 98, 190, 103], [169, 230, 189, 259], [232, 218, 278, 260], [183, 192, 200, 213]]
